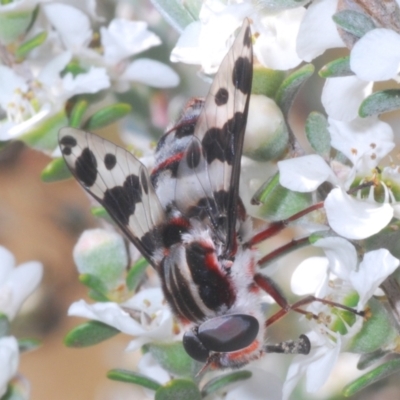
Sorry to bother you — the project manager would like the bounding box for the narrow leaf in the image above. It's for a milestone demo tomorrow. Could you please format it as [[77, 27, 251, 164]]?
[[107, 369, 161, 391], [319, 56, 353, 78], [69, 99, 89, 128], [201, 370, 252, 398], [144, 342, 201, 378], [358, 349, 389, 370], [275, 64, 314, 116], [305, 112, 331, 159], [149, 0, 195, 32], [83, 103, 132, 130], [79, 273, 108, 298], [126, 258, 149, 291], [333, 10, 376, 38], [252, 66, 285, 97], [347, 298, 397, 354], [155, 379, 201, 400], [252, 172, 312, 221], [64, 321, 120, 347], [41, 158, 72, 182], [343, 359, 400, 396], [359, 89, 400, 117], [15, 31, 47, 59]]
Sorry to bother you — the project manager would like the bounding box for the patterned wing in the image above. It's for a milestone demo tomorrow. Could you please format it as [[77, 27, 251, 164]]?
[[175, 19, 253, 255], [59, 127, 166, 268]]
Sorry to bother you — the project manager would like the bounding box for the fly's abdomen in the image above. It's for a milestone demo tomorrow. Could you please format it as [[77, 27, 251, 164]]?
[[160, 240, 236, 323]]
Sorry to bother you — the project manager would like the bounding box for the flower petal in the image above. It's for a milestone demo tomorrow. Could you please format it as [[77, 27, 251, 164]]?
[[321, 76, 373, 122], [349, 249, 399, 309], [328, 117, 394, 174], [350, 28, 400, 81], [297, 0, 345, 61], [278, 154, 337, 192], [325, 188, 394, 239], [313, 237, 357, 279], [101, 19, 161, 65], [122, 59, 179, 88], [291, 257, 329, 295], [0, 336, 19, 398]]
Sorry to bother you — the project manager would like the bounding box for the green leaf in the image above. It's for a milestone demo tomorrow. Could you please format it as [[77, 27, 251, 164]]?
[[252, 67, 286, 98], [79, 274, 109, 301], [1, 383, 28, 400], [19, 110, 68, 150], [18, 338, 41, 353], [64, 320, 120, 347], [155, 379, 201, 400], [253, 172, 312, 221], [305, 112, 330, 159], [15, 31, 47, 59], [107, 369, 161, 391], [90, 206, 113, 223], [126, 258, 149, 291], [359, 89, 400, 117], [149, 0, 196, 31], [347, 298, 397, 354], [357, 349, 389, 370], [41, 157, 72, 182], [0, 313, 10, 337], [333, 10, 376, 38], [201, 370, 252, 398], [257, 0, 309, 10], [83, 103, 132, 130], [343, 359, 400, 396], [275, 64, 314, 116], [69, 99, 89, 128], [0, 11, 34, 45], [144, 342, 201, 378], [319, 56, 353, 78]]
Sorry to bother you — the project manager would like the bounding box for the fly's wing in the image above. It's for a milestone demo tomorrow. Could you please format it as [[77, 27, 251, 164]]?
[[59, 127, 165, 268], [175, 19, 253, 256]]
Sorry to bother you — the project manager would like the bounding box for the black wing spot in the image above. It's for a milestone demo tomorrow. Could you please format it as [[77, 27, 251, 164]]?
[[75, 147, 97, 187], [103, 174, 141, 225], [60, 135, 77, 147], [162, 221, 189, 248], [215, 88, 229, 106], [186, 141, 201, 169], [243, 26, 251, 47], [202, 112, 245, 165], [140, 169, 149, 194], [104, 153, 117, 170], [232, 57, 252, 94], [62, 147, 72, 156]]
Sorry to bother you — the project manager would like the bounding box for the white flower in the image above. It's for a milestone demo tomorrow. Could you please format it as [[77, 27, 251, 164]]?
[[68, 288, 175, 351], [321, 76, 373, 122], [350, 28, 400, 81], [0, 336, 19, 398], [291, 237, 399, 307], [101, 19, 161, 65], [283, 330, 341, 399], [171, 0, 305, 73], [0, 246, 43, 321], [297, 0, 345, 61], [324, 187, 393, 240]]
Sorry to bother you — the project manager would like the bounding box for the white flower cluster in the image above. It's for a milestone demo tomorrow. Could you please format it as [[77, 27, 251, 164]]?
[[0, 0, 179, 141], [0, 246, 43, 398]]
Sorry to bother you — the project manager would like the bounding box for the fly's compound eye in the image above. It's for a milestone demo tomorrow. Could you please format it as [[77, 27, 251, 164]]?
[[183, 314, 259, 362], [183, 329, 209, 362]]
